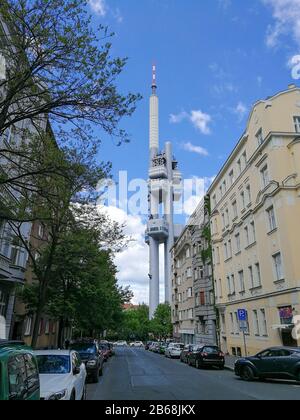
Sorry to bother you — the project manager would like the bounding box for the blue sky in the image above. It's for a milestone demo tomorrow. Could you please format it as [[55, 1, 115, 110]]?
[[88, 0, 300, 303]]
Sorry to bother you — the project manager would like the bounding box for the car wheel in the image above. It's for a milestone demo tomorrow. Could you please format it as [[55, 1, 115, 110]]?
[[70, 390, 76, 401], [241, 366, 255, 382]]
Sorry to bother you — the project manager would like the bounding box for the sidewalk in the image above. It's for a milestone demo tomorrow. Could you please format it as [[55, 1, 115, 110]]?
[[224, 355, 239, 371]]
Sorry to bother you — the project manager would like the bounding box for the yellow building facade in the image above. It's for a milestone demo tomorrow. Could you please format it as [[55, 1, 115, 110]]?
[[208, 85, 300, 356]]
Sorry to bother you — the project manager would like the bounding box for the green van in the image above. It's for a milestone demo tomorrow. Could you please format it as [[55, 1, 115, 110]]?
[[0, 340, 40, 400]]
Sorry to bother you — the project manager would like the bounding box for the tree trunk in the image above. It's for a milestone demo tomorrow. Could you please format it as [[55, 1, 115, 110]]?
[[58, 317, 65, 349]]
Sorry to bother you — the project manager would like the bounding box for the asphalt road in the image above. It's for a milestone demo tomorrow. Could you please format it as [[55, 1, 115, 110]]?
[[87, 347, 300, 401]]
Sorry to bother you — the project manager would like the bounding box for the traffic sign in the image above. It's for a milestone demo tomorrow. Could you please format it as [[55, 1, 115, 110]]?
[[238, 309, 247, 321], [239, 320, 248, 332]]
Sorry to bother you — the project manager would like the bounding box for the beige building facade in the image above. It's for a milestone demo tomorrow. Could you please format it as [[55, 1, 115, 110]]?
[[171, 227, 195, 344], [208, 85, 300, 356]]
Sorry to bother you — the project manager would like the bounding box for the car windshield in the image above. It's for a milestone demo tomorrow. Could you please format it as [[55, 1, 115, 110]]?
[[174, 344, 184, 349], [37, 355, 70, 374], [72, 344, 96, 354]]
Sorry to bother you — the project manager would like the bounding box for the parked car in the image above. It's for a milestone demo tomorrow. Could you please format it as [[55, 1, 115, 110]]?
[[113, 341, 128, 347], [159, 343, 169, 355], [152, 343, 161, 353], [188, 345, 225, 370], [235, 347, 300, 383], [145, 341, 153, 350], [36, 350, 86, 400], [99, 343, 111, 361], [71, 341, 104, 383], [149, 342, 158, 352], [165, 343, 185, 359], [180, 344, 195, 363], [130, 341, 144, 348], [0, 340, 40, 401]]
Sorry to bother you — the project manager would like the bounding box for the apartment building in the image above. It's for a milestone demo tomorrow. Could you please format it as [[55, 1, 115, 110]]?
[[190, 197, 217, 346], [171, 226, 195, 344], [11, 221, 59, 349], [209, 84, 300, 356]]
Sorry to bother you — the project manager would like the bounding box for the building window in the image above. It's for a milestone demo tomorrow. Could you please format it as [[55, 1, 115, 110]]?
[[230, 313, 234, 334], [219, 279, 223, 298], [24, 317, 33, 336], [255, 263, 262, 287], [228, 240, 232, 259], [260, 309, 268, 336], [212, 195, 217, 208], [186, 247, 190, 259], [222, 213, 225, 229], [237, 159, 242, 175], [266, 206, 277, 232], [256, 128, 264, 146], [261, 165, 269, 189], [273, 252, 284, 281], [200, 291, 205, 306], [45, 320, 50, 335], [244, 226, 249, 247], [232, 201, 238, 220], [249, 266, 254, 288], [235, 233, 241, 254], [187, 287, 193, 298], [242, 151, 247, 169], [294, 116, 300, 133], [227, 275, 235, 295], [253, 310, 260, 336], [224, 243, 228, 260], [0, 290, 8, 316], [250, 221, 256, 243], [240, 191, 245, 210], [278, 306, 293, 325], [238, 270, 245, 292], [234, 312, 240, 334], [225, 209, 229, 226], [229, 170, 235, 186], [187, 267, 192, 278], [246, 185, 251, 205]]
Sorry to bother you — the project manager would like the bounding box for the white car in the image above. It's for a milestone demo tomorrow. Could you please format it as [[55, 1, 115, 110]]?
[[165, 343, 185, 359], [113, 341, 128, 347], [130, 341, 144, 348], [35, 350, 87, 400]]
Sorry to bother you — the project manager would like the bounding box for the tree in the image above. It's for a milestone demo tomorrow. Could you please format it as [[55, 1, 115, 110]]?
[[120, 305, 150, 342], [0, 0, 141, 219], [150, 304, 173, 340]]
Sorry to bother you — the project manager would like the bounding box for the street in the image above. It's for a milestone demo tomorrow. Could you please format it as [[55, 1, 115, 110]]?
[[87, 347, 300, 401]]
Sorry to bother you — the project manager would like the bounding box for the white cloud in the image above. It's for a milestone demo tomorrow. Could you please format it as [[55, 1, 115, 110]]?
[[183, 176, 215, 217], [232, 102, 248, 121], [170, 110, 212, 135], [182, 142, 209, 157], [89, 0, 107, 16], [263, 0, 300, 47], [169, 111, 188, 124], [190, 110, 212, 134]]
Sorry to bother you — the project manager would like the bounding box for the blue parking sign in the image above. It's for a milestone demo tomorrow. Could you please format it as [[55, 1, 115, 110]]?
[[238, 309, 247, 321]]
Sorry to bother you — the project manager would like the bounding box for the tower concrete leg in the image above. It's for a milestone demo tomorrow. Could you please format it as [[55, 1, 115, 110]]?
[[149, 237, 160, 319]]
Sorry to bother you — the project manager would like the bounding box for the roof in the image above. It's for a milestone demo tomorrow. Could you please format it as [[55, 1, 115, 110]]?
[[34, 350, 71, 356]]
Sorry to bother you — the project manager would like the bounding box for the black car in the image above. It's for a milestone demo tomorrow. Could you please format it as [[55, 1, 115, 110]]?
[[235, 347, 300, 382], [71, 341, 104, 383], [180, 345, 194, 364], [188, 345, 225, 370]]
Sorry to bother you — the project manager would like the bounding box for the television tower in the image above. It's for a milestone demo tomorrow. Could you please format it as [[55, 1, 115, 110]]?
[[146, 65, 182, 319]]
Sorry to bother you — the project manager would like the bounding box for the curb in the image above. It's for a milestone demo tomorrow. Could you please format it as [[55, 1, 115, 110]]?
[[224, 365, 235, 372]]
